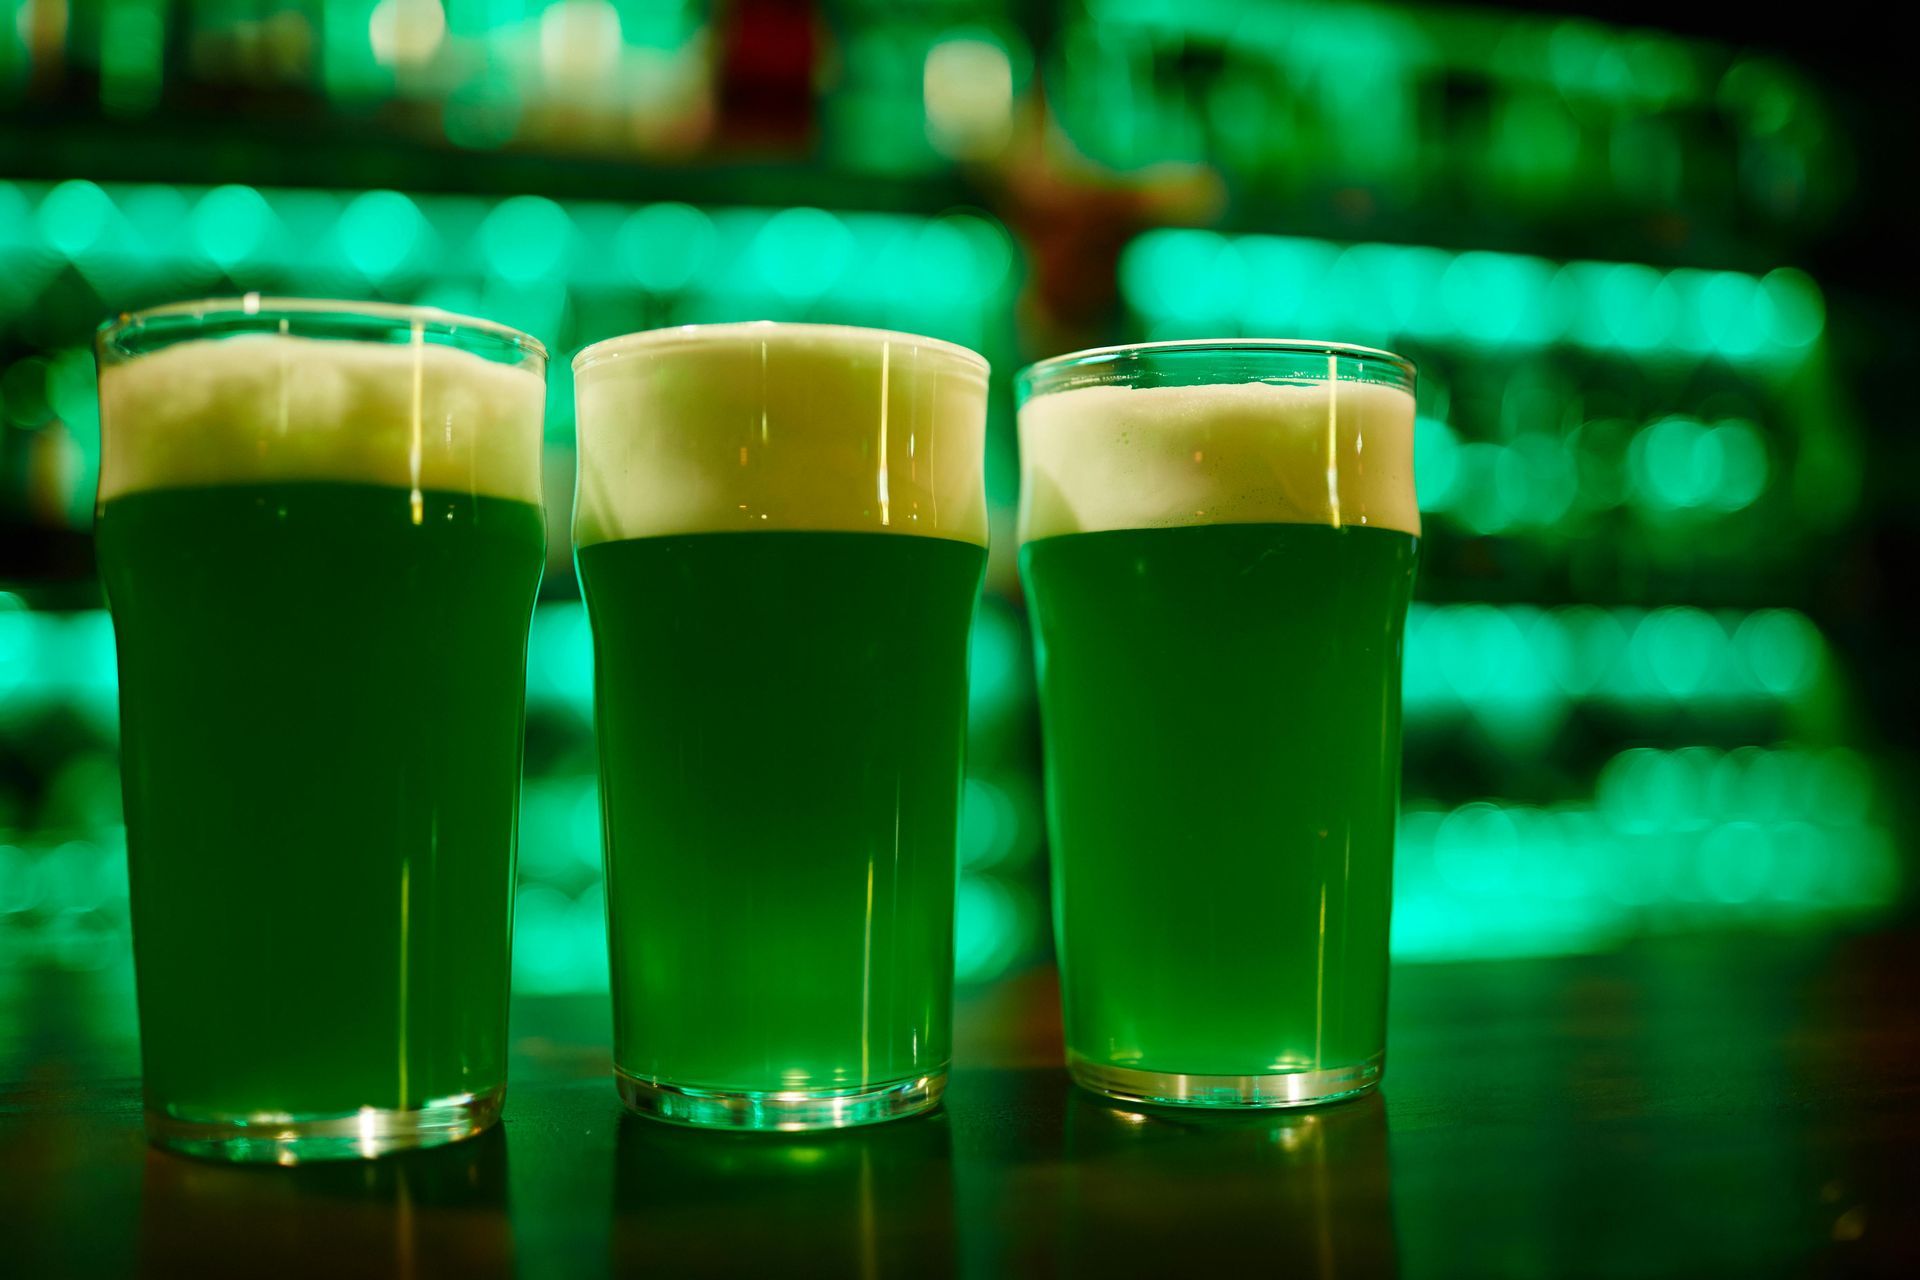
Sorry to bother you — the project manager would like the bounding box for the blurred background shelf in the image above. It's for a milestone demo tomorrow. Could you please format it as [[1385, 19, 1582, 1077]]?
[[1, 0, 1912, 1016]]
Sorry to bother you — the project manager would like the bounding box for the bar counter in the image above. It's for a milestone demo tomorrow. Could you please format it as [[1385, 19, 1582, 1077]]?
[[4, 933, 1915, 1277]]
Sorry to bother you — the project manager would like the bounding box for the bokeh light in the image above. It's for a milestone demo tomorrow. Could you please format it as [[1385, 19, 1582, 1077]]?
[[1123, 229, 1826, 366], [338, 190, 426, 280]]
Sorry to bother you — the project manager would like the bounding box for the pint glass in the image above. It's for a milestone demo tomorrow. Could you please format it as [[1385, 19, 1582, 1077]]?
[[1018, 340, 1418, 1108], [574, 322, 988, 1130], [95, 298, 546, 1160]]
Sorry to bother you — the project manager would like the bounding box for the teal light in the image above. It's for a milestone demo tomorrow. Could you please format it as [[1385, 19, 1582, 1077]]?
[[1697, 822, 1772, 904], [1736, 609, 1823, 695], [1736, 747, 1792, 819], [1126, 229, 1826, 368], [1634, 607, 1725, 697], [511, 883, 609, 995], [1633, 416, 1718, 508], [1413, 416, 1460, 511], [1120, 231, 1226, 322], [338, 190, 426, 280], [959, 777, 1022, 871], [1200, 240, 1251, 324], [752, 207, 854, 301], [945, 214, 1015, 298], [1658, 270, 1711, 353], [955, 873, 1025, 983], [1321, 248, 1397, 337], [480, 194, 571, 284], [1698, 270, 1769, 358], [271, 598, 1847, 728], [968, 596, 1024, 713], [1592, 745, 1881, 837], [1402, 603, 1828, 719], [1365, 242, 1447, 334], [1598, 262, 1675, 350], [45, 349, 98, 432], [2, 182, 1018, 338], [1432, 802, 1523, 894], [1114, 235, 1169, 317], [0, 594, 29, 717], [518, 775, 602, 881], [901, 218, 979, 310], [863, 223, 923, 309], [1449, 443, 1507, 534], [1415, 409, 1771, 529], [1252, 239, 1345, 332], [0, 602, 1890, 982], [1761, 268, 1826, 347], [1435, 604, 1527, 699], [441, 0, 501, 40], [526, 601, 594, 713], [191, 184, 274, 269], [116, 184, 190, 260], [1554, 605, 1626, 695], [1396, 745, 1896, 962], [1442, 251, 1555, 345], [36, 181, 115, 258], [617, 202, 714, 292]]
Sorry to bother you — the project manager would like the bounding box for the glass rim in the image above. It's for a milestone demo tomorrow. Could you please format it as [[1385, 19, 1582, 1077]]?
[[1017, 337, 1416, 395], [572, 321, 990, 377], [95, 295, 549, 364]]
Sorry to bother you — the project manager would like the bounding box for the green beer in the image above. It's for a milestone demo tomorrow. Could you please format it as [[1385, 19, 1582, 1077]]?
[[1018, 343, 1419, 1107], [94, 305, 546, 1160], [574, 322, 989, 1130]]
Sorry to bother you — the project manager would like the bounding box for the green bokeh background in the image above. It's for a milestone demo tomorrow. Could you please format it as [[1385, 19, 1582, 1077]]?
[[0, 0, 1908, 1015]]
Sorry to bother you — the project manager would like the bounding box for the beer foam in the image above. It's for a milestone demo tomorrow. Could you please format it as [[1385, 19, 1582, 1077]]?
[[573, 323, 989, 547], [98, 334, 545, 504], [1018, 379, 1419, 542]]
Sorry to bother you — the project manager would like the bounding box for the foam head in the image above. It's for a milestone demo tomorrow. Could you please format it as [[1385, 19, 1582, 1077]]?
[[1018, 376, 1419, 543], [572, 323, 990, 548], [97, 333, 546, 505]]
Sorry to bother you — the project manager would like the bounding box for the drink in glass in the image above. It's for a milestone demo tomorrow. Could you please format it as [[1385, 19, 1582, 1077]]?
[[95, 298, 547, 1160], [574, 322, 989, 1130], [1018, 340, 1418, 1107]]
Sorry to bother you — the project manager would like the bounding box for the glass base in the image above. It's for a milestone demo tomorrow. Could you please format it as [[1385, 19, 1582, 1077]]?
[[1067, 1052, 1383, 1109], [146, 1086, 505, 1164], [615, 1068, 946, 1131]]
